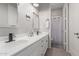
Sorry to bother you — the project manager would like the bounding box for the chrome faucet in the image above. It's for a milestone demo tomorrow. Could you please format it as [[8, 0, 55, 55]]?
[[6, 33, 15, 43], [28, 31, 34, 37]]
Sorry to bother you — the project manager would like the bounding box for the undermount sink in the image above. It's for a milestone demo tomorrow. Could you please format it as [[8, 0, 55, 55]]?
[[0, 39, 28, 54], [0, 34, 40, 55]]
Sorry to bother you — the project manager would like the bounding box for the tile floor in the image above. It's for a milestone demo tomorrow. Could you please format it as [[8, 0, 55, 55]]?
[[45, 47, 70, 56]]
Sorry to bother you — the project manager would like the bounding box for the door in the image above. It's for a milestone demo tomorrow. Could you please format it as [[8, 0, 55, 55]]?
[[51, 16, 63, 47], [69, 3, 79, 55]]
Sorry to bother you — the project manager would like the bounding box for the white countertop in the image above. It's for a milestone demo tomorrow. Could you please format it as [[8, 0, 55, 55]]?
[[0, 32, 48, 56]]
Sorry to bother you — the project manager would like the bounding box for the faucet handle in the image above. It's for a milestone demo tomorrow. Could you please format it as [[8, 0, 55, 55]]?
[[12, 33, 16, 37], [74, 33, 79, 35]]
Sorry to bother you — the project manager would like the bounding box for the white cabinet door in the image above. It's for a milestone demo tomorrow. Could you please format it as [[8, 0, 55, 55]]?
[[0, 4, 8, 27], [8, 3, 18, 26], [30, 40, 42, 56], [41, 36, 48, 55], [13, 40, 42, 56], [13, 35, 48, 56], [0, 3, 17, 27], [13, 46, 33, 56]]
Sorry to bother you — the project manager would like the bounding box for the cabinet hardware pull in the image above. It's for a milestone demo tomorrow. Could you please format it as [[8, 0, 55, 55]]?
[[74, 33, 79, 35]]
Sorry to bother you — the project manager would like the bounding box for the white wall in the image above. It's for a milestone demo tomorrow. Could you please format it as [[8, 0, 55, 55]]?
[[0, 3, 38, 37], [39, 3, 51, 48], [39, 4, 51, 32], [16, 3, 38, 34], [69, 3, 79, 55]]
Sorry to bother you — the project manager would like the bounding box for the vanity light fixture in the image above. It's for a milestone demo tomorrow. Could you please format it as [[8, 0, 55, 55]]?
[[26, 14, 30, 19], [26, 14, 30, 21], [33, 3, 39, 7]]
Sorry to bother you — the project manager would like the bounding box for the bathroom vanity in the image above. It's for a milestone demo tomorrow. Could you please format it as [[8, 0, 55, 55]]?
[[0, 32, 48, 56]]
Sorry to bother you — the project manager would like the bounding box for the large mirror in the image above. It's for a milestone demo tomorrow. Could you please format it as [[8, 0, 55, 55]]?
[[32, 12, 39, 33]]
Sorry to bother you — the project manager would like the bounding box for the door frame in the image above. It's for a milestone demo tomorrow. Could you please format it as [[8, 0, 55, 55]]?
[[49, 4, 70, 51], [50, 6, 64, 48], [63, 3, 70, 53]]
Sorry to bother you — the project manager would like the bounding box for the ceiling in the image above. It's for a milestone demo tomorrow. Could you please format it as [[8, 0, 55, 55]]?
[[39, 3, 64, 10], [50, 3, 64, 9]]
